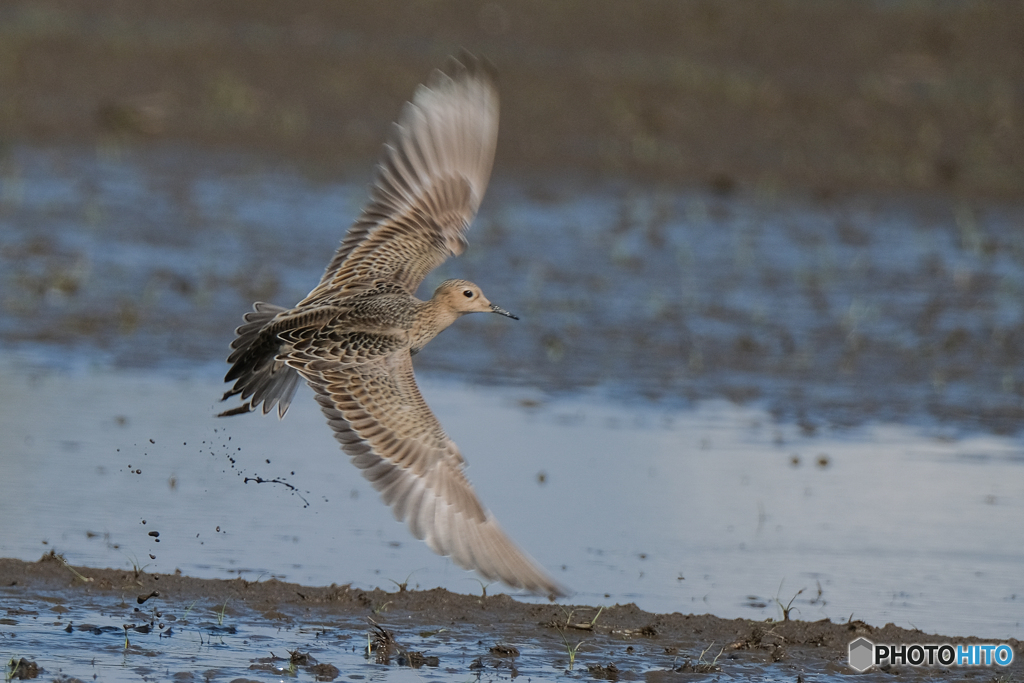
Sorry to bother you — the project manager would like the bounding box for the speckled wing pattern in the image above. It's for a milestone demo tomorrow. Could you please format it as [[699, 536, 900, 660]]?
[[304, 53, 499, 301], [298, 350, 564, 596], [290, 54, 565, 597]]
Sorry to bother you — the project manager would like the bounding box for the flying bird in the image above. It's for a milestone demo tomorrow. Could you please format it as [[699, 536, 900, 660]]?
[[219, 53, 565, 598]]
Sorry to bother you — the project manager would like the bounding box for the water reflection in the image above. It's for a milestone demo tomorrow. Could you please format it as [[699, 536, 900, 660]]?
[[1, 353, 1020, 640]]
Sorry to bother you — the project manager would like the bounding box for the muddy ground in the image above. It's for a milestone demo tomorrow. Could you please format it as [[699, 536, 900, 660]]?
[[3, 554, 1021, 681], [0, 0, 1021, 199], [2, 4, 1024, 678]]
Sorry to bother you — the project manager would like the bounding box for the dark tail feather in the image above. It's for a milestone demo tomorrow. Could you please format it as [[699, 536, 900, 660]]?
[[219, 302, 301, 418]]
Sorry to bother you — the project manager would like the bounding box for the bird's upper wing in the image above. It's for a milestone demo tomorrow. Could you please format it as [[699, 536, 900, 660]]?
[[294, 349, 565, 598], [304, 53, 498, 302]]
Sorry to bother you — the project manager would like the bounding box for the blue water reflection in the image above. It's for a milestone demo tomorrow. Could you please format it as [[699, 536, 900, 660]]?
[[1, 354, 1021, 640]]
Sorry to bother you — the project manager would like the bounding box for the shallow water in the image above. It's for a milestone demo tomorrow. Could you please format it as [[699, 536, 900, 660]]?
[[2, 143, 1024, 680], [2, 562, 821, 683], [2, 353, 1021, 643], [4, 145, 1024, 431], [3, 593, 378, 682]]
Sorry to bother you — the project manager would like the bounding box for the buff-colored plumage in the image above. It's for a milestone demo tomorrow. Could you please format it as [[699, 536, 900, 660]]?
[[220, 53, 566, 598]]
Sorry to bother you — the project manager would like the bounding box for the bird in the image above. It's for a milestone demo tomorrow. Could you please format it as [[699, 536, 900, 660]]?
[[218, 53, 566, 599]]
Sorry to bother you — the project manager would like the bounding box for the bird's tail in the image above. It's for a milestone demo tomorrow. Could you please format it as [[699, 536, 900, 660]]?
[[218, 302, 301, 418]]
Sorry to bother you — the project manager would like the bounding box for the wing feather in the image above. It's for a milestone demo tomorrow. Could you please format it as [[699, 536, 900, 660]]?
[[221, 53, 563, 598], [300, 352, 565, 597], [303, 52, 498, 300]]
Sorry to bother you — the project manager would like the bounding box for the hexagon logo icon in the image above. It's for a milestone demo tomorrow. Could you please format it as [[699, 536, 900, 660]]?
[[849, 637, 875, 672]]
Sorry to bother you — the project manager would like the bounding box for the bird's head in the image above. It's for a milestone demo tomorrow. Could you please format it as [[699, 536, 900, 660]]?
[[432, 279, 518, 319]]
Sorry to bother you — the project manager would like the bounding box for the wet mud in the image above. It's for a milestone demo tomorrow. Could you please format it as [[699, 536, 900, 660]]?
[[4, 555, 1021, 681]]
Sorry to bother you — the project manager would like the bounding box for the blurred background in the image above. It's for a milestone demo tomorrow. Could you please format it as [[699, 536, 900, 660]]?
[[1, 1, 1021, 196], [1, 0, 1023, 430], [1, 0, 1024, 639]]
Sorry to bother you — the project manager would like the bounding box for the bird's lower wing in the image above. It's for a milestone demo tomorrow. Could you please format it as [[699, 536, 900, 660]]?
[[297, 351, 566, 598]]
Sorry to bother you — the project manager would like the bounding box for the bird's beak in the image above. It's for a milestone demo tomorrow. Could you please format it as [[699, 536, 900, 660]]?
[[490, 304, 519, 320]]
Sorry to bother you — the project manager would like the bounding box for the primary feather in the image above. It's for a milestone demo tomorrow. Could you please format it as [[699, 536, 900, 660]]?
[[220, 53, 566, 598]]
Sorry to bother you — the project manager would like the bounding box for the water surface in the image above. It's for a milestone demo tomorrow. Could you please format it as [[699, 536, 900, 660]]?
[[4, 145, 1024, 430], [2, 144, 1022, 682], [2, 354, 1021, 641]]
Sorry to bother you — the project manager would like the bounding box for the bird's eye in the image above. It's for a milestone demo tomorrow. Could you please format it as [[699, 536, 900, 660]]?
[[463, 290, 474, 298]]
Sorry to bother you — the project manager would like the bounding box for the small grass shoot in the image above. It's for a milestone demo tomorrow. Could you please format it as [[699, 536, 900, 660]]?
[[5, 658, 20, 683], [696, 641, 724, 672], [54, 554, 93, 583], [467, 577, 494, 598], [121, 551, 150, 581], [181, 599, 198, 623], [387, 569, 421, 592], [557, 605, 604, 630], [217, 599, 230, 626], [557, 629, 586, 671], [774, 579, 805, 621]]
